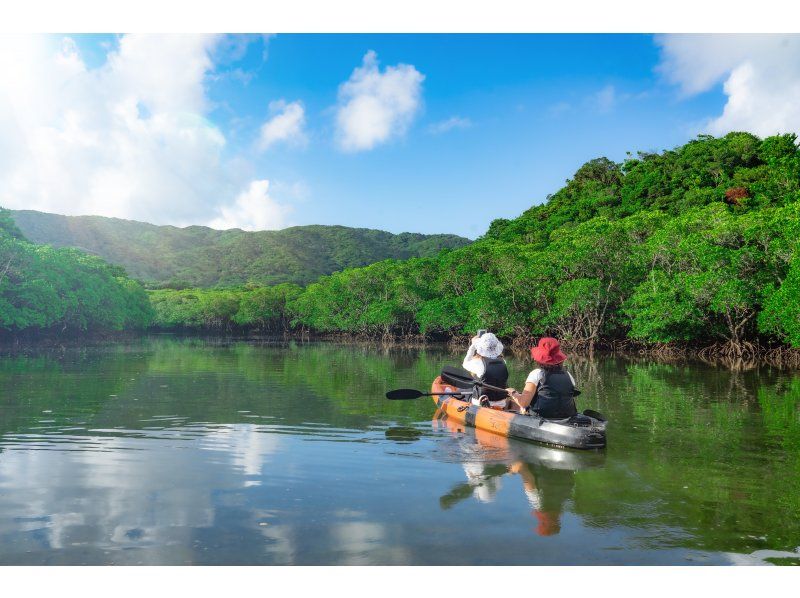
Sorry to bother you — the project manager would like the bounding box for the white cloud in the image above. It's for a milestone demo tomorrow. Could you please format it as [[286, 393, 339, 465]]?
[[657, 34, 800, 136], [0, 34, 293, 230], [335, 50, 424, 152], [594, 84, 618, 112], [208, 180, 291, 231], [258, 100, 307, 151], [271, 179, 311, 202], [427, 116, 472, 134]]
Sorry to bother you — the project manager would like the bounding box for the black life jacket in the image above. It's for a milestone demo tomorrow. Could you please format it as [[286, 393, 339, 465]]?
[[532, 367, 578, 418], [476, 357, 509, 401]]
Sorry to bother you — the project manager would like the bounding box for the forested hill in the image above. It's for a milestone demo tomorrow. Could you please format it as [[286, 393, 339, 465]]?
[[5, 132, 800, 355], [9, 210, 470, 287], [165, 131, 794, 356]]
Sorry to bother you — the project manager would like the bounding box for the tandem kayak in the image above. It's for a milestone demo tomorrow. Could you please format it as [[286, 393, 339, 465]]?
[[431, 375, 607, 450]]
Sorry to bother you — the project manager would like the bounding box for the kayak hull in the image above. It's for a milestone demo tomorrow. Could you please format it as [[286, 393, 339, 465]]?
[[431, 376, 606, 450], [434, 417, 607, 469]]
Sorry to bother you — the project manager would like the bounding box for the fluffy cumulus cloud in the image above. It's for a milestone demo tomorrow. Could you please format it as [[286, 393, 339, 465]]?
[[258, 99, 307, 151], [0, 34, 293, 230], [208, 179, 291, 231], [657, 34, 800, 136], [335, 50, 424, 152]]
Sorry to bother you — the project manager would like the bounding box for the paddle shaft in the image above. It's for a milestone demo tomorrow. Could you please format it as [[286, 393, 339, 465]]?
[[472, 380, 509, 393], [385, 388, 470, 400], [442, 376, 509, 394]]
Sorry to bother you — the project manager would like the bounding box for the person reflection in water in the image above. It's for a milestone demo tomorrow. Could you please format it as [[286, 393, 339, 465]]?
[[438, 421, 576, 536], [507, 460, 574, 536]]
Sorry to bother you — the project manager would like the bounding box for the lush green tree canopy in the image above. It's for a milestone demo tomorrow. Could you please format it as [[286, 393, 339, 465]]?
[[269, 132, 800, 352], [0, 209, 153, 336], [5, 132, 800, 353]]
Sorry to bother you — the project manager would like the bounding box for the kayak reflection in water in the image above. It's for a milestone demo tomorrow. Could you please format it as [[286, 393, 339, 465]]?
[[436, 418, 603, 536]]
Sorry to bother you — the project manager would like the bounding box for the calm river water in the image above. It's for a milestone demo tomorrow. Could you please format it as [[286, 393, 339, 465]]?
[[1, 338, 799, 565]]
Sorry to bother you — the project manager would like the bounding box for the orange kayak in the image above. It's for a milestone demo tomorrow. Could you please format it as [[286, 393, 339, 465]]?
[[431, 375, 606, 450]]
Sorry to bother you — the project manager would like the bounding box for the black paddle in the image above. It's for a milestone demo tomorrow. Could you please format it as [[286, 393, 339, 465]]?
[[439, 367, 510, 394], [385, 389, 466, 401], [388, 386, 608, 423]]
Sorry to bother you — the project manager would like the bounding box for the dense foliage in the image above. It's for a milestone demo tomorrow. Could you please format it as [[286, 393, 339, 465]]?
[[147, 133, 800, 352], [11, 211, 470, 287], [149, 283, 301, 332], [5, 132, 799, 351], [0, 209, 153, 336]]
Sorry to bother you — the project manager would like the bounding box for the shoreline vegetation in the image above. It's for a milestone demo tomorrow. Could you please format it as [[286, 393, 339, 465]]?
[[2, 132, 800, 369], [3, 330, 799, 371]]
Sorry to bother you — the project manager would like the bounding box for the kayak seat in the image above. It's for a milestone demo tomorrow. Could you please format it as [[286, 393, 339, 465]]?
[[567, 414, 593, 427], [538, 416, 571, 424], [530, 414, 592, 427]]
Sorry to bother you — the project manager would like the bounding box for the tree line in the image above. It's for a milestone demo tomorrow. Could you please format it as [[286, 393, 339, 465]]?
[[2, 132, 799, 353], [146, 133, 800, 354]]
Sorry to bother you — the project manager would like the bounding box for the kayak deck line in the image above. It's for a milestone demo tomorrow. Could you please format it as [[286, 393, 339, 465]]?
[[431, 376, 606, 450]]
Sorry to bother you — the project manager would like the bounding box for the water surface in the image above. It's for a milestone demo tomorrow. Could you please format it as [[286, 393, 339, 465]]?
[[1, 339, 799, 565]]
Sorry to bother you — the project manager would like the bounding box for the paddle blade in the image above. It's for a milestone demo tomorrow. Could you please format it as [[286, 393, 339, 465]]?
[[440, 365, 476, 387], [386, 388, 425, 400]]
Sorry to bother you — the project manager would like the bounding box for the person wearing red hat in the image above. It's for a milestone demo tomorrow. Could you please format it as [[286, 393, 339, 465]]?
[[506, 337, 579, 418]]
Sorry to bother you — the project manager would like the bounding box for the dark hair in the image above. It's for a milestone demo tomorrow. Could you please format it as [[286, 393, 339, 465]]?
[[539, 363, 563, 372]]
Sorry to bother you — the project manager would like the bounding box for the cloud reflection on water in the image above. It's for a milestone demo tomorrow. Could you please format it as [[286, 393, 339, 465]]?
[[0, 424, 282, 564]]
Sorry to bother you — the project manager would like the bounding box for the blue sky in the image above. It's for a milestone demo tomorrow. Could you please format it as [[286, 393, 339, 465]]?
[[210, 34, 722, 237], [2, 34, 796, 238]]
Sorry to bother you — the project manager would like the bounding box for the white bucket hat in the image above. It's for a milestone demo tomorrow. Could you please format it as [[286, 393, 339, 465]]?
[[475, 333, 504, 359]]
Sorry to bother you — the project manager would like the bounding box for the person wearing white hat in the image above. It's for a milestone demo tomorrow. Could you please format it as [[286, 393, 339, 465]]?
[[462, 331, 509, 409]]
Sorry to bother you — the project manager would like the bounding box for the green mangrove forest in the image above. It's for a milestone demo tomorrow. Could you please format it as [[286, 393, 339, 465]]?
[[2, 132, 800, 357], [0, 209, 153, 338]]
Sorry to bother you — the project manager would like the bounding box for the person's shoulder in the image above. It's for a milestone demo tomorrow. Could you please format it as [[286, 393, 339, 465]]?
[[525, 368, 544, 382]]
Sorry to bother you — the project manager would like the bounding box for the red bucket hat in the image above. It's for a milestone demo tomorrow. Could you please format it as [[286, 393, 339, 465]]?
[[531, 337, 567, 365], [533, 510, 561, 536]]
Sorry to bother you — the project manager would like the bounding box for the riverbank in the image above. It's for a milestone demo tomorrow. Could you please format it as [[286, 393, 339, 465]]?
[[3, 328, 799, 369]]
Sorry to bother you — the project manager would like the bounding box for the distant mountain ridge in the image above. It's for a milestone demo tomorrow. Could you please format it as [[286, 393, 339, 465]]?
[[10, 210, 471, 287]]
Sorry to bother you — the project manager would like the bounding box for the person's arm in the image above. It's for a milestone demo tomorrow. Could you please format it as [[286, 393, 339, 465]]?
[[509, 382, 537, 409], [507, 369, 541, 410], [509, 461, 538, 493], [462, 336, 483, 374], [463, 344, 477, 366]]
